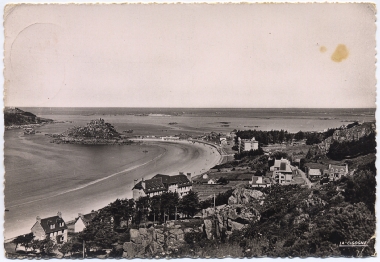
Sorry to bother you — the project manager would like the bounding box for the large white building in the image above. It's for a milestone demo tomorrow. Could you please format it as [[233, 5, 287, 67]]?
[[132, 173, 193, 200], [270, 158, 294, 184], [238, 137, 259, 152]]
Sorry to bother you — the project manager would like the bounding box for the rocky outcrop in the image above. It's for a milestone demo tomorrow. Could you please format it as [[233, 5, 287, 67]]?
[[49, 118, 133, 145], [307, 122, 375, 159], [203, 204, 261, 239], [228, 188, 265, 205], [122, 224, 202, 258]]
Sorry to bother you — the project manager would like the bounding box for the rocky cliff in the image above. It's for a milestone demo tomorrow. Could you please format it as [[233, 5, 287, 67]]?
[[307, 122, 375, 159]]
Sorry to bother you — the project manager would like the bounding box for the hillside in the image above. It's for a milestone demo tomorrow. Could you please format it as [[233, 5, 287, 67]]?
[[306, 122, 376, 160], [4, 107, 53, 126]]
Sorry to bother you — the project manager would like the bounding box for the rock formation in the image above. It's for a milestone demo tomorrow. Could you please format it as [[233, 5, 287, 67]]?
[[307, 122, 375, 159], [228, 187, 265, 205]]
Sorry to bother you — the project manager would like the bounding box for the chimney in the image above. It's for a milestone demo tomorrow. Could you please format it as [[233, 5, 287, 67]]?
[[134, 179, 137, 186], [141, 180, 146, 189], [179, 172, 184, 176], [57, 211, 62, 218], [36, 216, 41, 222], [187, 173, 192, 182], [78, 213, 83, 218]]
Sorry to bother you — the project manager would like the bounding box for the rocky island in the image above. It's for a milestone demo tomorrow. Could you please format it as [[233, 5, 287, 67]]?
[[48, 118, 133, 145], [4, 107, 54, 129]]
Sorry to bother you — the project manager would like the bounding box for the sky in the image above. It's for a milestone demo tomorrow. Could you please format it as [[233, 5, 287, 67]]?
[[3, 3, 377, 108]]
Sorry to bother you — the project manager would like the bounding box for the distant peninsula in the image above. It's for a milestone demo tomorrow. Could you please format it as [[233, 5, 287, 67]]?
[[4, 107, 54, 129], [48, 118, 133, 145]]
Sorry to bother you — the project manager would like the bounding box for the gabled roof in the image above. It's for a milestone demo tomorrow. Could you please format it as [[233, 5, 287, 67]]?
[[39, 216, 67, 234], [132, 174, 192, 193], [145, 178, 167, 193], [76, 212, 98, 225]]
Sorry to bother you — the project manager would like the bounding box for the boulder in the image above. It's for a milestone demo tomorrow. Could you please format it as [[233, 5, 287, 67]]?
[[130, 229, 140, 239], [184, 228, 193, 233], [228, 188, 264, 205], [132, 236, 143, 245], [156, 232, 165, 244], [139, 228, 148, 236], [229, 221, 245, 231], [204, 220, 213, 240], [122, 242, 144, 258]]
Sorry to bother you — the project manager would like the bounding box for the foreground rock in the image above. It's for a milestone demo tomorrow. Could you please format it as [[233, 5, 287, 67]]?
[[203, 204, 261, 239], [228, 187, 265, 205], [122, 224, 202, 258]]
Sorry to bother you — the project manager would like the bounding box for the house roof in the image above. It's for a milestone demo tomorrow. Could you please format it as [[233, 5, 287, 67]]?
[[308, 169, 321, 176], [39, 216, 67, 234], [329, 164, 348, 173], [76, 212, 98, 225], [251, 176, 271, 185], [276, 159, 292, 173], [132, 174, 192, 193]]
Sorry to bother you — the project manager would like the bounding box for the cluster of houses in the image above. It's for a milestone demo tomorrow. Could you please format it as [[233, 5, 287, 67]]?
[[306, 164, 349, 182], [248, 158, 350, 188], [30, 211, 99, 244], [28, 162, 350, 244], [29, 172, 193, 244]]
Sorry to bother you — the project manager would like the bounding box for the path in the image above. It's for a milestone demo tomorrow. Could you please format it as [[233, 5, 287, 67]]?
[[297, 169, 312, 188]]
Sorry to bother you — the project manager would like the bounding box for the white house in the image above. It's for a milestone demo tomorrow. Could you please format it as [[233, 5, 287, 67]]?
[[74, 212, 98, 233], [238, 137, 259, 152], [270, 158, 294, 184], [207, 178, 217, 184]]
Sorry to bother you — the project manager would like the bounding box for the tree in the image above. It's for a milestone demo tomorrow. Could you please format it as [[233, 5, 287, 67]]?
[[217, 177, 228, 185], [36, 237, 56, 255], [179, 190, 200, 218], [58, 241, 73, 257], [160, 192, 180, 220], [12, 233, 34, 251], [12, 236, 22, 251], [294, 131, 305, 140]]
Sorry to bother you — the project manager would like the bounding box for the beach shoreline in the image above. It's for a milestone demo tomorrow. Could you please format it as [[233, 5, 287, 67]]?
[[4, 136, 221, 240]]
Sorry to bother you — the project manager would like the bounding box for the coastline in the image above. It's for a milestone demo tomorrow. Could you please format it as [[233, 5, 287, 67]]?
[[4, 136, 221, 240]]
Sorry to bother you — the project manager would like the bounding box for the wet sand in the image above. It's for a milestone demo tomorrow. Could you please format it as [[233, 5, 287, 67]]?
[[4, 131, 220, 239]]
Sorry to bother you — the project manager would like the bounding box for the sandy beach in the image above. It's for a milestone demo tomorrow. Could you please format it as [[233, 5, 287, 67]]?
[[4, 130, 220, 240]]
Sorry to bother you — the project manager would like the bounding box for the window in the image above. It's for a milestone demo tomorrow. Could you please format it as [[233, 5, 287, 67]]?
[[59, 222, 64, 227], [50, 224, 55, 229]]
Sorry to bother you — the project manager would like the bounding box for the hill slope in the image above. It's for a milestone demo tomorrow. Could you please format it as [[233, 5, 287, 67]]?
[[4, 107, 53, 126]]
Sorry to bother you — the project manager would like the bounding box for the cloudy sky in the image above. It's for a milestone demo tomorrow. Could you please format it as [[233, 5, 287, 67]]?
[[3, 3, 376, 108]]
